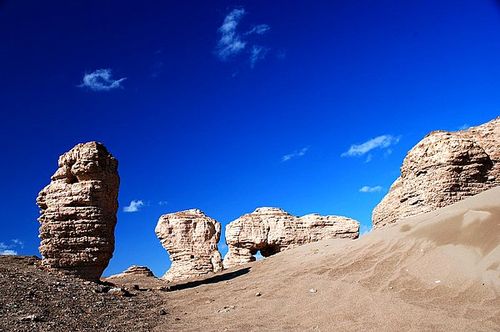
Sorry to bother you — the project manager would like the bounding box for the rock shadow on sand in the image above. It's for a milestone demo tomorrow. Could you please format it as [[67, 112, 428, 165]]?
[[166, 267, 251, 291]]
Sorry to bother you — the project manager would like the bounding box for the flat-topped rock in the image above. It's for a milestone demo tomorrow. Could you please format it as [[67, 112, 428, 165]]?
[[155, 209, 223, 282], [372, 117, 500, 228], [223, 207, 359, 268]]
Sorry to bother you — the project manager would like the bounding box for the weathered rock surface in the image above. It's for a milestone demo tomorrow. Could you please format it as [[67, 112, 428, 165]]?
[[108, 265, 155, 279], [155, 209, 223, 282], [223, 207, 359, 268], [372, 117, 500, 228], [36, 142, 119, 281]]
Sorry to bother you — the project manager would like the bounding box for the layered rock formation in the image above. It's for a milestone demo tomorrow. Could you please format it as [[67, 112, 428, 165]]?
[[223, 207, 359, 268], [110, 265, 155, 279], [36, 142, 119, 281], [155, 209, 223, 282], [373, 117, 499, 228]]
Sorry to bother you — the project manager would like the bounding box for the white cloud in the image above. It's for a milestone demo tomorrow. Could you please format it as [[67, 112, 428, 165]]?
[[0, 249, 17, 256], [215, 8, 270, 67], [342, 135, 400, 158], [158, 201, 168, 206], [250, 45, 268, 68], [282, 146, 309, 162], [246, 24, 270, 35], [0, 240, 20, 255], [79, 69, 126, 91], [12, 239, 24, 247], [359, 185, 383, 193], [123, 200, 144, 213], [215, 8, 247, 60]]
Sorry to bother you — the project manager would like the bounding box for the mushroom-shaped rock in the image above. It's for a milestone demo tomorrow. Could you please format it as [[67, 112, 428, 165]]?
[[155, 209, 223, 282], [372, 117, 500, 228], [36, 142, 119, 281], [223, 207, 359, 268]]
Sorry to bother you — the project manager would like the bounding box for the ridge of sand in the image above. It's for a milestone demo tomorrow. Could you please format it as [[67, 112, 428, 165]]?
[[162, 187, 500, 331]]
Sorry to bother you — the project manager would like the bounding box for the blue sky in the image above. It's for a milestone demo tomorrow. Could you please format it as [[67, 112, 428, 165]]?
[[0, 1, 499, 276]]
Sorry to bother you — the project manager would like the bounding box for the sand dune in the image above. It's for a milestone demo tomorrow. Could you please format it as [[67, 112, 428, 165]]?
[[162, 187, 500, 331]]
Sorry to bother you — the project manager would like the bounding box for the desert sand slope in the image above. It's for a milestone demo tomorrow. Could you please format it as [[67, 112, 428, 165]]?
[[163, 187, 500, 332]]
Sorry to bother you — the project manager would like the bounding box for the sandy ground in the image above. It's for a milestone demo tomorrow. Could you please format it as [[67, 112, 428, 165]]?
[[159, 186, 500, 331], [1, 187, 499, 331]]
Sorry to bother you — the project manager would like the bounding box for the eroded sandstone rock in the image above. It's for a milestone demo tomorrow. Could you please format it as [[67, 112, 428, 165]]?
[[372, 117, 499, 228], [109, 265, 155, 279], [223, 207, 359, 268], [36, 142, 119, 281], [155, 209, 223, 282]]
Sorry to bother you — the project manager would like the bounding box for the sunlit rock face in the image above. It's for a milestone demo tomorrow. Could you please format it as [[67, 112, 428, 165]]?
[[36, 142, 120, 281], [373, 117, 500, 228], [107, 265, 155, 279], [155, 209, 223, 282], [223, 207, 360, 268]]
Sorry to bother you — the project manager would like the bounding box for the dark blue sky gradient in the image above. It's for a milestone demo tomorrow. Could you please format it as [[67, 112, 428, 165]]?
[[1, 1, 499, 276]]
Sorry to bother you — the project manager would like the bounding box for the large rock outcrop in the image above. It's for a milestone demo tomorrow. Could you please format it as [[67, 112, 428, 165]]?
[[155, 209, 223, 282], [36, 142, 119, 281], [223, 207, 359, 268], [373, 117, 499, 228]]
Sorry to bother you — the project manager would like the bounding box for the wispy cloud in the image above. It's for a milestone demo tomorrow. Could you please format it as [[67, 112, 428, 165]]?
[[79, 69, 126, 91], [215, 8, 271, 67], [359, 185, 383, 193], [0, 249, 17, 255], [0, 240, 20, 256], [282, 146, 309, 162], [250, 45, 269, 68], [215, 8, 247, 60], [12, 239, 24, 248], [246, 24, 270, 35], [158, 201, 168, 206], [342, 135, 400, 158], [123, 200, 144, 213]]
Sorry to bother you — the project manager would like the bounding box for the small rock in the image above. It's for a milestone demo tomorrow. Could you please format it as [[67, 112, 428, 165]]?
[[255, 292, 261, 297], [94, 285, 111, 293], [309, 288, 317, 293], [108, 287, 131, 297], [159, 309, 167, 315], [19, 314, 41, 322], [218, 305, 236, 313]]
